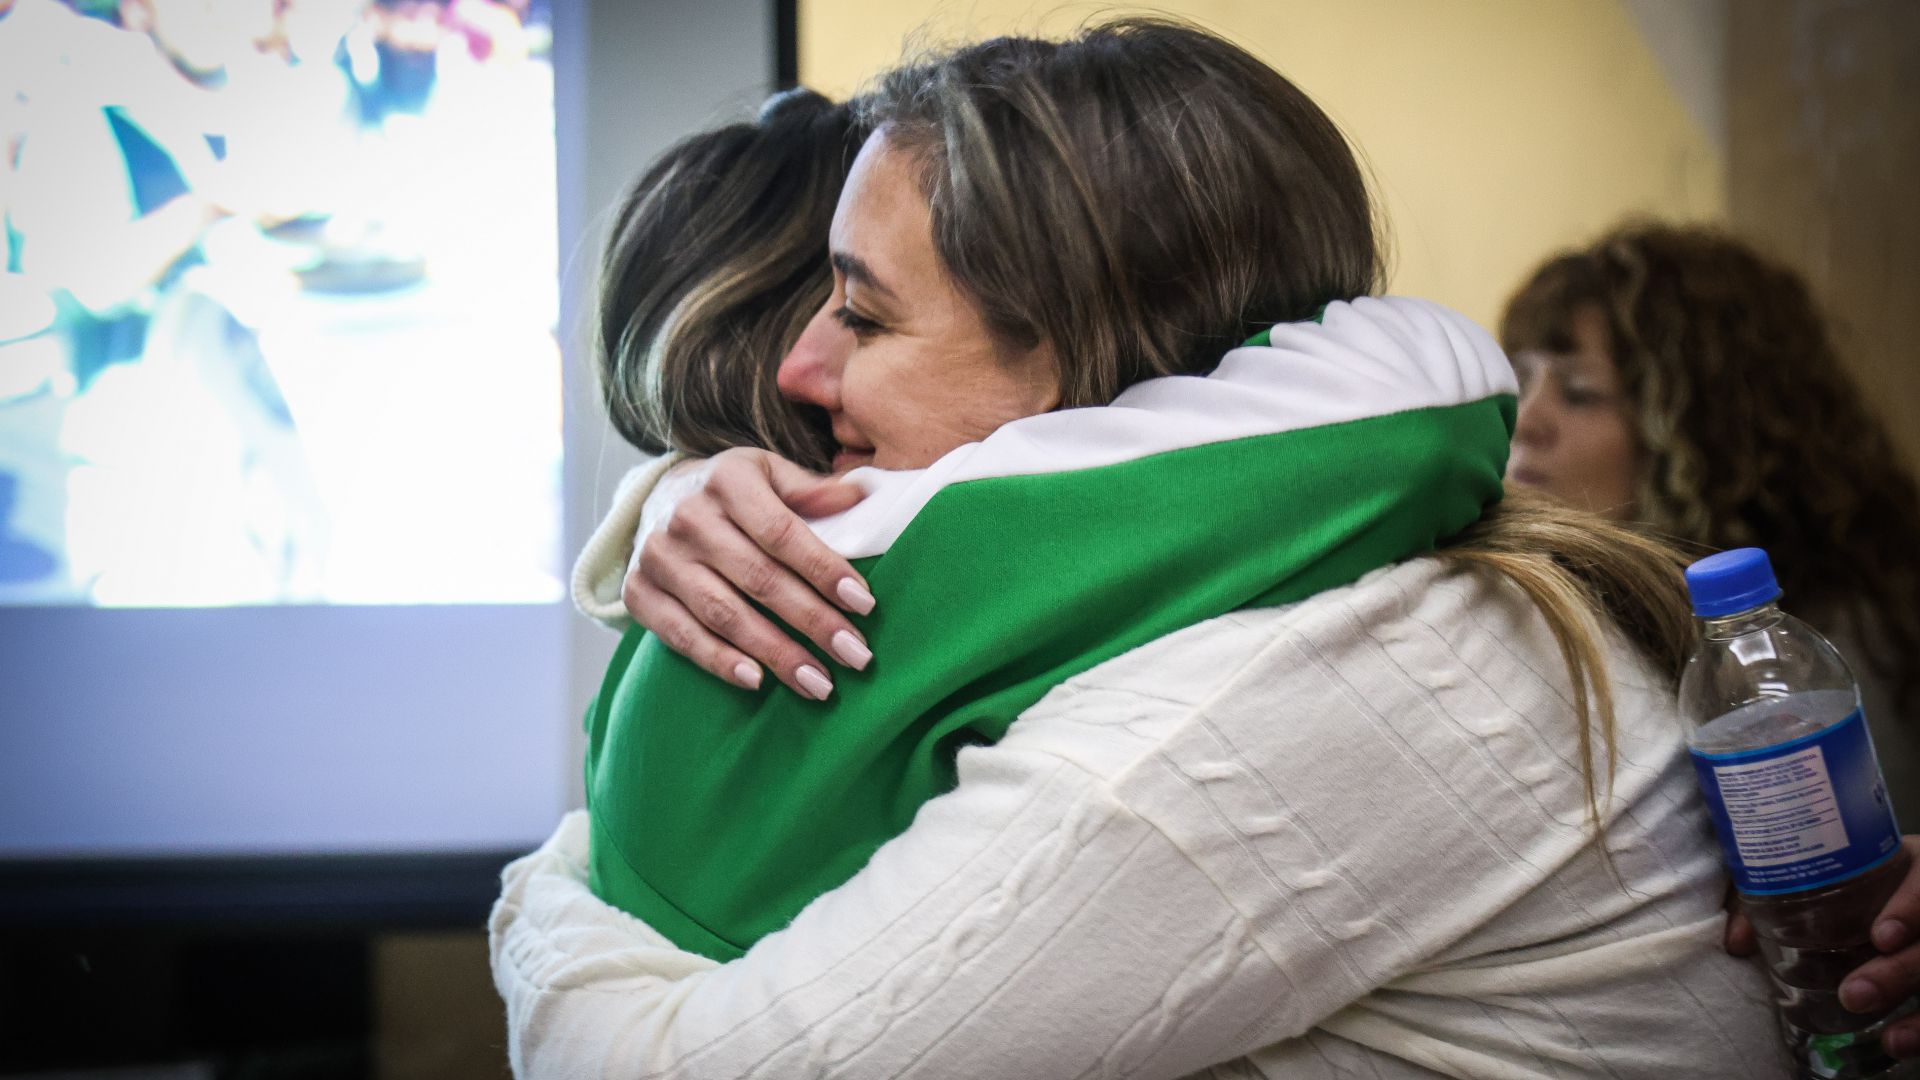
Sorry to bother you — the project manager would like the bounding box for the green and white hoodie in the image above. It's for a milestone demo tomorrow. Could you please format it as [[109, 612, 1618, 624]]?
[[583, 296, 1518, 961]]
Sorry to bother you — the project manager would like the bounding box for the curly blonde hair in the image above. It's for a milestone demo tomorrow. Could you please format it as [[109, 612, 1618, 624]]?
[[1501, 220, 1920, 710]]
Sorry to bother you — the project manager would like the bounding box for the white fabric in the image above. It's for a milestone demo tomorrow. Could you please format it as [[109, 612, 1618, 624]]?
[[566, 296, 1514, 611], [569, 454, 680, 629], [493, 557, 1788, 1079], [809, 296, 1516, 558]]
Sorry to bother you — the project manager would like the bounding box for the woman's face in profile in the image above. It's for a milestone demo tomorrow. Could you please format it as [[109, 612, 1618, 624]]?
[[1506, 303, 1642, 520], [776, 131, 1058, 473]]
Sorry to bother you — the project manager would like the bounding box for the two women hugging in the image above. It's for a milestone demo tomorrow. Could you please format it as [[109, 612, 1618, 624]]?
[[491, 20, 1920, 1078]]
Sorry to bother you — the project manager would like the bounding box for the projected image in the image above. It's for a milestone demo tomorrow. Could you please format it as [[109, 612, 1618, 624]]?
[[0, 0, 561, 606]]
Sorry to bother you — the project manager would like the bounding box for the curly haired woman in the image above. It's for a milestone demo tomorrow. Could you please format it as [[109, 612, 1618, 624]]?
[[1501, 220, 1920, 826]]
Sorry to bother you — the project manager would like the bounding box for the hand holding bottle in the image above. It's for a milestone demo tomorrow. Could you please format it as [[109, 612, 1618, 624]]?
[[1683, 548, 1914, 1078]]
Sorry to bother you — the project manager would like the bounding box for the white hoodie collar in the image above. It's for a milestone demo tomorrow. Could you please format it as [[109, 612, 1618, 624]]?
[[811, 296, 1516, 559]]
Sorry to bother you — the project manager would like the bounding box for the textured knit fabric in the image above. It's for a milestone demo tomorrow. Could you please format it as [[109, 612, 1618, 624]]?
[[492, 557, 1790, 1079], [584, 298, 1517, 961], [570, 453, 678, 629]]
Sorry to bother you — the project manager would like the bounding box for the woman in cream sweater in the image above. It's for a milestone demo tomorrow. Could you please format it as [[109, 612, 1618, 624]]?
[[496, 21, 1920, 1078]]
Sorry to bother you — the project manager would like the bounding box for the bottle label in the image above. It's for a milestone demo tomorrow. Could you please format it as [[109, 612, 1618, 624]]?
[[1690, 707, 1901, 895]]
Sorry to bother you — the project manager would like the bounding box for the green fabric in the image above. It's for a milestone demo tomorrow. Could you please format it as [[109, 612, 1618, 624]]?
[[584, 396, 1513, 961]]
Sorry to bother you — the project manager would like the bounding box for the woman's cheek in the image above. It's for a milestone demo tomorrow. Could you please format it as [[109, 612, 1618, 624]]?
[[838, 367, 913, 466], [837, 368, 883, 434]]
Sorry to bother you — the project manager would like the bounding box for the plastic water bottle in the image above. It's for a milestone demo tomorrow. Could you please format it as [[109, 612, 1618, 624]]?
[[1680, 548, 1913, 1078]]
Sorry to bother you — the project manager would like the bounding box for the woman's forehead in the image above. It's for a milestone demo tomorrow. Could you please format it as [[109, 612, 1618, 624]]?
[[1520, 306, 1613, 361], [829, 134, 939, 298], [1512, 343, 1620, 384]]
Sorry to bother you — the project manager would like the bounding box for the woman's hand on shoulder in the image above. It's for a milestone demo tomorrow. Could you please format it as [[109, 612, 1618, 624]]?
[[1726, 835, 1920, 1059], [624, 447, 873, 700]]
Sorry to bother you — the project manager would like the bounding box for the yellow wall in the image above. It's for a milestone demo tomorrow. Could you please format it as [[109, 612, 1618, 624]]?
[[798, 0, 1724, 332]]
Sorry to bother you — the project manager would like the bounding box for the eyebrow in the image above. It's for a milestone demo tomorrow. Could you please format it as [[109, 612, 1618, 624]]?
[[831, 251, 898, 302]]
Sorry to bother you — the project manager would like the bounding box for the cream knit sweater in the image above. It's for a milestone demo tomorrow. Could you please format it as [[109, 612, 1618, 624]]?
[[567, 454, 679, 630], [493, 555, 1788, 1079]]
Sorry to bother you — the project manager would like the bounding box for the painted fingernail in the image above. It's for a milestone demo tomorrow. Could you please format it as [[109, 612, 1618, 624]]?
[[1889, 1027, 1920, 1059], [836, 577, 876, 615], [1841, 977, 1882, 1013], [830, 630, 871, 670], [732, 661, 762, 690], [1875, 918, 1912, 952], [795, 665, 833, 700]]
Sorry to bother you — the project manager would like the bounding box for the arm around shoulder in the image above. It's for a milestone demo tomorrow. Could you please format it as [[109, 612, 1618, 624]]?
[[489, 736, 1292, 1079], [570, 455, 685, 630]]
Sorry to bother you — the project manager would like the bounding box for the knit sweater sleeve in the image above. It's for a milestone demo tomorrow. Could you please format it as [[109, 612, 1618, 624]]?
[[490, 733, 1310, 1080], [492, 559, 1786, 1079], [569, 455, 683, 631]]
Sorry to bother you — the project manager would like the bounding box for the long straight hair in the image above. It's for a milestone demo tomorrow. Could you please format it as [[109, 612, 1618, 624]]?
[[597, 89, 863, 470], [864, 20, 1381, 405], [866, 19, 1698, 821], [1437, 491, 1695, 824]]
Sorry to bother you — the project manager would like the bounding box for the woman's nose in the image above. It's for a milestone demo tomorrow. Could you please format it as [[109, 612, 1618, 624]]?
[[1512, 384, 1557, 448], [776, 300, 846, 408]]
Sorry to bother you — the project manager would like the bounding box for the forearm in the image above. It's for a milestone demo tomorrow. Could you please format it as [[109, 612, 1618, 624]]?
[[491, 752, 1285, 1079]]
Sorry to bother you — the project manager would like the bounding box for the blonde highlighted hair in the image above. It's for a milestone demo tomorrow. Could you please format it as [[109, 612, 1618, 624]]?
[[1438, 491, 1694, 823], [596, 89, 864, 471]]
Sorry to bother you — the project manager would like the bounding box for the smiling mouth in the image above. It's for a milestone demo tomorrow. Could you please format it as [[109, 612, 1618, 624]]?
[[828, 422, 875, 474], [831, 446, 875, 474]]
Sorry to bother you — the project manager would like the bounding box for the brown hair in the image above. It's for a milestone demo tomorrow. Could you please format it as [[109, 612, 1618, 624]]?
[[864, 19, 1697, 824], [597, 88, 864, 471], [1437, 492, 1694, 825], [1502, 221, 1920, 711], [861, 19, 1382, 405]]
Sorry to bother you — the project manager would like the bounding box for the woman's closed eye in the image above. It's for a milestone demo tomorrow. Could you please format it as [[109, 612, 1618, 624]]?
[[832, 305, 885, 339], [1558, 379, 1615, 408]]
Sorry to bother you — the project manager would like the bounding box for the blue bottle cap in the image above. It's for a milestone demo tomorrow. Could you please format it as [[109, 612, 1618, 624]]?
[[1684, 548, 1783, 617]]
